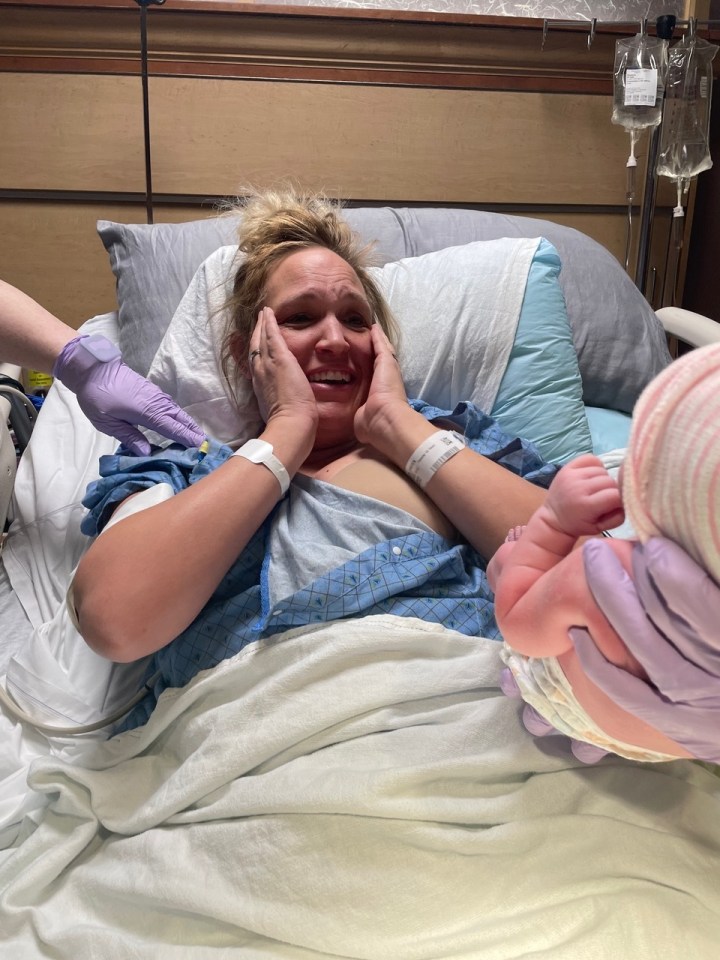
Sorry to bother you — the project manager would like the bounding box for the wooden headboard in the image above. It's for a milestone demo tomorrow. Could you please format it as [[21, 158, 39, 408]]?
[[1, 0, 713, 326]]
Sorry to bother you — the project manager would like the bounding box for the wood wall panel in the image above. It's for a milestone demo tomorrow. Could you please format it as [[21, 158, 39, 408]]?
[[0, 202, 140, 326], [1, 2, 696, 321], [148, 78, 633, 206], [526, 211, 633, 268], [0, 203, 228, 327], [0, 74, 145, 191], [0, 3, 627, 90]]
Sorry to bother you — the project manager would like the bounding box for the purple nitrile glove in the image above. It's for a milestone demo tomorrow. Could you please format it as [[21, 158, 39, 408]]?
[[53, 334, 204, 456], [578, 537, 720, 763], [499, 667, 609, 764]]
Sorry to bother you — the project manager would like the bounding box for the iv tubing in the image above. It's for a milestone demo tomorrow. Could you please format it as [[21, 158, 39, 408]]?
[[0, 671, 161, 736], [634, 123, 663, 291], [624, 131, 639, 271], [672, 180, 685, 249]]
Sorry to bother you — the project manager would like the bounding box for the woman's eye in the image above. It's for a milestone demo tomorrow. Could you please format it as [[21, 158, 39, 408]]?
[[284, 314, 312, 326], [346, 315, 370, 329]]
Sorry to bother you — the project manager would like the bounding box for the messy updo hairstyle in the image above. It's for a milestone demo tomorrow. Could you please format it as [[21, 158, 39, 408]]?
[[221, 186, 398, 386]]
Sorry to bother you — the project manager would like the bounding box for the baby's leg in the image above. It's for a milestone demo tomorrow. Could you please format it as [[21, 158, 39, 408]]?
[[491, 455, 623, 652]]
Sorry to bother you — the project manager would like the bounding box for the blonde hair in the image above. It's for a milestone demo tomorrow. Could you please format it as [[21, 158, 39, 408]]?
[[221, 186, 398, 384]]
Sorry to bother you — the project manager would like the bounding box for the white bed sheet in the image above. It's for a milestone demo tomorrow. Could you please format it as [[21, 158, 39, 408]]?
[[4, 312, 119, 626], [0, 313, 149, 844], [0, 560, 33, 672]]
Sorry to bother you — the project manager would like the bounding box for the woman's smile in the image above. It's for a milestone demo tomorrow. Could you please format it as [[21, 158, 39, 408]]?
[[263, 246, 375, 448]]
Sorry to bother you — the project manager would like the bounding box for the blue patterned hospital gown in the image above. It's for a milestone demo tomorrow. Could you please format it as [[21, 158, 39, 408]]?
[[81, 401, 558, 731]]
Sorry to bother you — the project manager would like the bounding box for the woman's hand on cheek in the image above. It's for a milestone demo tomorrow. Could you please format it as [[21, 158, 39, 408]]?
[[248, 308, 318, 433], [354, 324, 407, 445]]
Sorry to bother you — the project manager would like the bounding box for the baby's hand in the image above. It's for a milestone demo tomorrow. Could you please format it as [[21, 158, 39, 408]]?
[[547, 454, 624, 537]]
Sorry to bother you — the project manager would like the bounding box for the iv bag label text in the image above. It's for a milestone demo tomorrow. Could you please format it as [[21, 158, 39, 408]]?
[[624, 68, 658, 107]]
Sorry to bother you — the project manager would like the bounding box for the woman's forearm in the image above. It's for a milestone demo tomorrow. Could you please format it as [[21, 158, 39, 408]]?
[[0, 280, 76, 372], [74, 416, 315, 662], [367, 404, 547, 561], [424, 447, 546, 560]]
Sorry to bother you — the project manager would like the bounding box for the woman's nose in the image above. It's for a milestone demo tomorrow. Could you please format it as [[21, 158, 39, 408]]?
[[316, 316, 349, 353]]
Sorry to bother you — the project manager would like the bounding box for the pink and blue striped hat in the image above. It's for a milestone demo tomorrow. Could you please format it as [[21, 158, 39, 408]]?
[[622, 342, 720, 584]]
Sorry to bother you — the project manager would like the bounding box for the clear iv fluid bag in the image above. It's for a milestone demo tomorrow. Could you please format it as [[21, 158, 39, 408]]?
[[612, 36, 669, 132], [657, 36, 718, 182]]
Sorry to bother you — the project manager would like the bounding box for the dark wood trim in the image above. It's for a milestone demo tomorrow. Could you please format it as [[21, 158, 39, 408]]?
[[0, 190, 668, 217], [0, 58, 612, 94], [148, 66, 609, 94], [0, 56, 141, 76], [4, 1, 716, 87], [0, 2, 630, 93]]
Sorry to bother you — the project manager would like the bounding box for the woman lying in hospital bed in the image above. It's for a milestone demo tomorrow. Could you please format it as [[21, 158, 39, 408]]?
[[70, 188, 559, 731], [68, 187, 720, 754], [4, 187, 718, 755], [2, 190, 720, 958]]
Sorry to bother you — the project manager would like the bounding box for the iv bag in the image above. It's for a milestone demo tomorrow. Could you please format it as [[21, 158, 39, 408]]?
[[657, 35, 718, 182], [612, 35, 669, 132]]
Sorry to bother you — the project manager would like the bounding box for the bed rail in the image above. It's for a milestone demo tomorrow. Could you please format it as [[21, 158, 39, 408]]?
[[0, 363, 37, 536], [656, 306, 720, 348]]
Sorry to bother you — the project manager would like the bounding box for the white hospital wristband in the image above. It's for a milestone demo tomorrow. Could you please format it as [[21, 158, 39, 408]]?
[[405, 430, 465, 490], [231, 438, 290, 497]]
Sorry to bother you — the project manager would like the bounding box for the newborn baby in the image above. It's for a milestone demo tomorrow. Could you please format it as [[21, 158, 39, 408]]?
[[488, 343, 720, 763]]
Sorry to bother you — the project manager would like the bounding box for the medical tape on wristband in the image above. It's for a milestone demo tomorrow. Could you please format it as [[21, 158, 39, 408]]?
[[405, 430, 465, 490]]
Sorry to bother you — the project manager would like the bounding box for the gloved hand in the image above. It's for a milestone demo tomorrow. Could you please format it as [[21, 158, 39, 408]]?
[[53, 334, 204, 456], [576, 536, 720, 763], [499, 667, 609, 764]]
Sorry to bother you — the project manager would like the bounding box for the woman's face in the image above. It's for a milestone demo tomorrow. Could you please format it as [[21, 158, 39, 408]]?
[[263, 246, 375, 449]]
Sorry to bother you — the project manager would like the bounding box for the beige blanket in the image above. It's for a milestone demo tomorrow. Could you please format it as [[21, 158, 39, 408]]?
[[1, 614, 719, 958]]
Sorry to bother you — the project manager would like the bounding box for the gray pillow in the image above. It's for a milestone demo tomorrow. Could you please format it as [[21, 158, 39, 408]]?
[[98, 215, 240, 383], [98, 207, 671, 413]]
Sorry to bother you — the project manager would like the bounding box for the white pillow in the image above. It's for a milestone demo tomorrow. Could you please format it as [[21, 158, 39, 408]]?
[[147, 246, 251, 445], [148, 238, 541, 446]]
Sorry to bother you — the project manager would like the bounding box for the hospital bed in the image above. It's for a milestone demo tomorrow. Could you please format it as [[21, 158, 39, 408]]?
[[0, 206, 719, 957]]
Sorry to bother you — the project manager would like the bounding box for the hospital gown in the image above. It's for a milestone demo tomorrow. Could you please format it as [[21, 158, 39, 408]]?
[[81, 401, 558, 731]]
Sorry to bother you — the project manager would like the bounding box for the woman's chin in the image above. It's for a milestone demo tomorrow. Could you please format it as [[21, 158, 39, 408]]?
[[313, 414, 358, 452]]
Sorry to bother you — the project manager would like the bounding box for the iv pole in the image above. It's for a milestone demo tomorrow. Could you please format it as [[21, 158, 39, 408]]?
[[134, 0, 166, 225], [634, 15, 678, 294], [541, 14, 719, 295]]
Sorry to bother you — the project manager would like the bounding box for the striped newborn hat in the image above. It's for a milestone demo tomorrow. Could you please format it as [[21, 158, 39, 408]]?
[[622, 343, 720, 583]]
